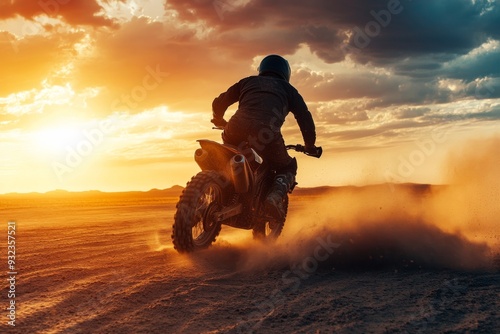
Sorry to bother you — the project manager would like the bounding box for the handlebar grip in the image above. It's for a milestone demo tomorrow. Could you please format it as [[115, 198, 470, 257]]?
[[285, 144, 322, 158], [304, 146, 322, 158], [314, 146, 323, 158]]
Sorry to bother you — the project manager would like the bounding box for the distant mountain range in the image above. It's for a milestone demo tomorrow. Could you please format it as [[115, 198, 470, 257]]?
[[0, 185, 184, 199], [1, 183, 433, 199]]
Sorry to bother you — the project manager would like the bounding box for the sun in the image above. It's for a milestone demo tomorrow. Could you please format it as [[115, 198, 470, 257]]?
[[33, 124, 84, 155]]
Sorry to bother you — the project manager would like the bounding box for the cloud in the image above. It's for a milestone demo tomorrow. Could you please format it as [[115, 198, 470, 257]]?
[[466, 106, 500, 121], [70, 16, 259, 115], [326, 119, 430, 141], [3, 0, 498, 118], [166, 0, 355, 62], [394, 107, 430, 119], [0, 0, 118, 27], [164, 0, 500, 112], [0, 30, 84, 96], [423, 105, 500, 124], [345, 0, 498, 62], [166, 0, 500, 66], [313, 101, 369, 125], [443, 40, 500, 81], [293, 66, 400, 101], [465, 77, 500, 99], [292, 61, 466, 111]]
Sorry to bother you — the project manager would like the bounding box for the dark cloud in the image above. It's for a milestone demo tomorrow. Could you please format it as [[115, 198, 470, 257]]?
[[164, 0, 500, 110], [463, 77, 500, 100], [391, 55, 452, 79], [294, 68, 458, 110], [344, 0, 497, 62], [166, 0, 368, 62], [444, 48, 500, 81], [0, 0, 119, 27], [167, 0, 500, 65]]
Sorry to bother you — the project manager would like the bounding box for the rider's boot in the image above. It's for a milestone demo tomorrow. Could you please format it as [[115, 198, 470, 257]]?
[[264, 173, 295, 220]]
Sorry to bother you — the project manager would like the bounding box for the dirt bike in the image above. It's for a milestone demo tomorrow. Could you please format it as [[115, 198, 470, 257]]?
[[171, 129, 322, 253]]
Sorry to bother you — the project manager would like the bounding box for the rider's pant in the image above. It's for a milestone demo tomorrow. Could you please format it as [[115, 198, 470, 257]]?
[[222, 119, 297, 177]]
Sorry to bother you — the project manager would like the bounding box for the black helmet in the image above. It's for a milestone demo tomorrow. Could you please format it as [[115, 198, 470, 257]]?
[[258, 55, 291, 82]]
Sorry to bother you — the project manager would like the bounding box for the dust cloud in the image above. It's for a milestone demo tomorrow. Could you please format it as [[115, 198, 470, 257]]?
[[206, 136, 500, 272], [427, 135, 500, 248]]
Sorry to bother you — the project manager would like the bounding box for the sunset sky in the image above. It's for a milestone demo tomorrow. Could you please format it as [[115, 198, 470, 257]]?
[[1, 0, 499, 193]]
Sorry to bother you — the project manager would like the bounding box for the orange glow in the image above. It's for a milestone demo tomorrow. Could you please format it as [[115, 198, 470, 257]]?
[[1, 2, 499, 194]]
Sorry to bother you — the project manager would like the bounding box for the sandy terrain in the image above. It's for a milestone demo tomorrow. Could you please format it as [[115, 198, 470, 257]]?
[[1, 182, 499, 334]]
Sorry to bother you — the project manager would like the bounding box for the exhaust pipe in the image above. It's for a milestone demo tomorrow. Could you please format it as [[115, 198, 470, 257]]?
[[194, 148, 209, 169], [230, 154, 251, 193]]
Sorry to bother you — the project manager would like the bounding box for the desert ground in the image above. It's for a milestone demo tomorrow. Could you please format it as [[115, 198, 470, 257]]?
[[1, 180, 499, 334]]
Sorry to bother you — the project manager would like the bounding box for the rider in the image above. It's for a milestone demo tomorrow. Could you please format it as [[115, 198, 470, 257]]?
[[211, 54, 318, 219]]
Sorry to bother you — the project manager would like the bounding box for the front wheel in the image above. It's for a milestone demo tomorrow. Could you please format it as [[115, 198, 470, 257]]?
[[172, 171, 228, 253], [252, 195, 288, 240]]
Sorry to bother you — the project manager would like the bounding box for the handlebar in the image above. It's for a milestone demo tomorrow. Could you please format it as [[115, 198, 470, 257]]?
[[211, 124, 322, 158], [286, 144, 322, 158]]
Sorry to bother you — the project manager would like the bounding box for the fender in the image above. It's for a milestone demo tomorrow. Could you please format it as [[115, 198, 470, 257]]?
[[194, 140, 239, 177], [195, 140, 256, 193]]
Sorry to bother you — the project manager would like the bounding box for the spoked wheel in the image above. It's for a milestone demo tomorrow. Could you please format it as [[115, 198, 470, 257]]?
[[172, 171, 226, 253], [252, 195, 288, 241]]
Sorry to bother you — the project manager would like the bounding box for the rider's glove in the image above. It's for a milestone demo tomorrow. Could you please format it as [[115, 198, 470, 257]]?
[[211, 118, 228, 127], [305, 144, 318, 155]]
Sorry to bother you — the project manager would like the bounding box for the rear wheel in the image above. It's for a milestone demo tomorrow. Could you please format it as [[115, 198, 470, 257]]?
[[252, 195, 288, 240], [172, 171, 227, 253]]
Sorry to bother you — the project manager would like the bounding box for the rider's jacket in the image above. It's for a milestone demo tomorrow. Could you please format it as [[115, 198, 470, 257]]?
[[212, 74, 316, 147]]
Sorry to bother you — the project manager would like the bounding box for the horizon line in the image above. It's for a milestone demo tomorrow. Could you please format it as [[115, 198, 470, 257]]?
[[0, 182, 440, 196]]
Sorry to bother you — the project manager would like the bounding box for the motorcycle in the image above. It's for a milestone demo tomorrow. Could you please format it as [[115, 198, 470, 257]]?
[[171, 127, 322, 253]]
